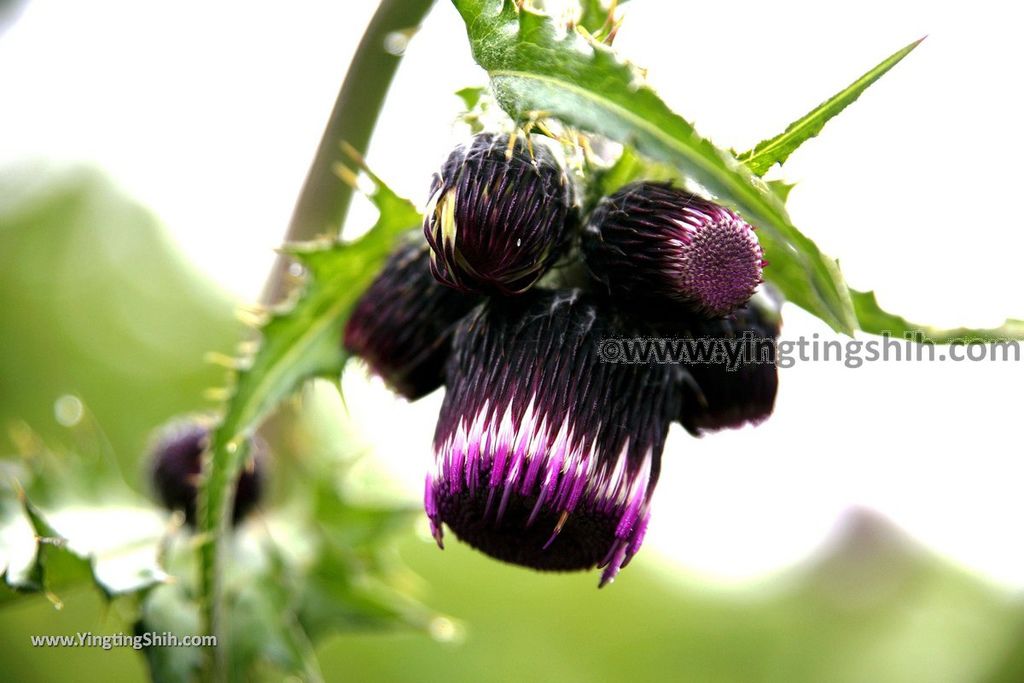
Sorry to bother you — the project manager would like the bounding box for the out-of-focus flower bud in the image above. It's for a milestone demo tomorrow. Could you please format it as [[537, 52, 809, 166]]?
[[149, 419, 264, 527]]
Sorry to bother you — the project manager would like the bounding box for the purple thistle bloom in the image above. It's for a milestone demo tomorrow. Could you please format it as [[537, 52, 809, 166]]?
[[425, 290, 680, 586], [423, 132, 575, 295], [344, 241, 480, 400], [584, 182, 765, 317], [149, 419, 264, 527]]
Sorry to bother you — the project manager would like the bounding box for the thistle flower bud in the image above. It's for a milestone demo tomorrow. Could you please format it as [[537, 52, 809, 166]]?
[[681, 301, 780, 434], [425, 290, 680, 586], [647, 297, 781, 435], [149, 419, 264, 527], [583, 182, 765, 317], [344, 241, 480, 400], [423, 132, 575, 295]]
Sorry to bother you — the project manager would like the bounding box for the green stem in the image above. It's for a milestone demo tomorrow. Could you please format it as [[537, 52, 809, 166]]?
[[263, 0, 437, 302], [201, 2, 436, 680]]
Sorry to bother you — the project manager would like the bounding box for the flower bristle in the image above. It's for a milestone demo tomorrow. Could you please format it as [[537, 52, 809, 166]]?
[[426, 290, 680, 586]]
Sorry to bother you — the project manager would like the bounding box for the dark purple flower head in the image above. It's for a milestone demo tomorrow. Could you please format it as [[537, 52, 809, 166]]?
[[644, 297, 781, 435], [584, 182, 765, 317], [149, 419, 264, 527], [344, 241, 480, 400], [680, 301, 780, 434], [423, 132, 576, 295], [425, 290, 680, 586]]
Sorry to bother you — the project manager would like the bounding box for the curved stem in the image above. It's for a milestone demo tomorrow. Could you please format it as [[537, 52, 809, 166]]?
[[203, 1, 435, 679], [264, 0, 437, 302]]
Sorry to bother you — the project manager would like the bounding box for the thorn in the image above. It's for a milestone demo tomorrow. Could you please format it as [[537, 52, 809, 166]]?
[[203, 387, 232, 402], [339, 140, 366, 167], [12, 478, 26, 501], [534, 119, 556, 139], [236, 340, 259, 355], [604, 20, 621, 45], [234, 305, 268, 328], [237, 303, 267, 315], [505, 130, 518, 161], [45, 591, 64, 610], [203, 351, 241, 369], [234, 309, 268, 328], [189, 530, 214, 549], [599, 0, 621, 45], [332, 162, 361, 190], [340, 141, 386, 188], [578, 134, 596, 165]]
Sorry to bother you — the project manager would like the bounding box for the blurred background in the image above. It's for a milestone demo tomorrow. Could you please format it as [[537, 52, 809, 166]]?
[[2, 1, 1023, 681]]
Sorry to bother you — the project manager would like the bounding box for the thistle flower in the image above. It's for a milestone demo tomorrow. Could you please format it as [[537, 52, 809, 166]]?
[[583, 181, 765, 317], [680, 301, 780, 434], [425, 290, 680, 586], [344, 241, 480, 400], [647, 297, 781, 435], [423, 132, 575, 295], [149, 419, 264, 527]]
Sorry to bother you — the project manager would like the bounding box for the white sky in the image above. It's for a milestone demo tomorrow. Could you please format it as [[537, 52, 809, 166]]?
[[2, 0, 1023, 588]]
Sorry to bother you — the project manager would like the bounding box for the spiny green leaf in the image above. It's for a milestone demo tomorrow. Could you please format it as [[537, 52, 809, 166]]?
[[739, 38, 924, 176], [5, 497, 99, 607], [576, 0, 628, 37], [852, 289, 1024, 343], [297, 541, 437, 640], [195, 171, 421, 663], [135, 582, 205, 683], [227, 545, 325, 683], [2, 438, 165, 606], [452, 0, 856, 333], [768, 180, 797, 203]]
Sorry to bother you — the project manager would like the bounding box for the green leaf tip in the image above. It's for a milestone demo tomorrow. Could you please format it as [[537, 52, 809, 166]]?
[[739, 36, 925, 176], [4, 497, 102, 609], [852, 289, 1024, 343]]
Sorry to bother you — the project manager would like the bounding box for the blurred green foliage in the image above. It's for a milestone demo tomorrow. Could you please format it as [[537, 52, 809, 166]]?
[[3, 166, 1024, 683], [0, 165, 241, 477], [0, 168, 436, 681]]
